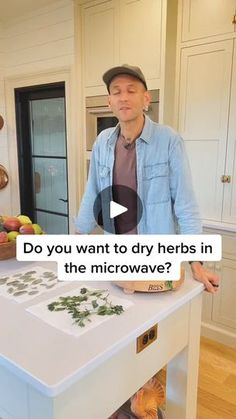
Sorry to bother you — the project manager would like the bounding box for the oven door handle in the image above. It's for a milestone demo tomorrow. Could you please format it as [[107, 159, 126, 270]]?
[[87, 107, 113, 115]]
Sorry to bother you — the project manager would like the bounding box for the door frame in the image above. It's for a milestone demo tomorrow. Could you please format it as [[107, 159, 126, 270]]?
[[5, 68, 78, 233]]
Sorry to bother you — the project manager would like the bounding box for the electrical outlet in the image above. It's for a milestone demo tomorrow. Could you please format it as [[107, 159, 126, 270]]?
[[136, 324, 158, 353]]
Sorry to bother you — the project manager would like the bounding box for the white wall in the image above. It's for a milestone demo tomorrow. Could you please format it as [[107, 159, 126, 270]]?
[[3, 0, 74, 77], [0, 0, 75, 216], [0, 23, 11, 215]]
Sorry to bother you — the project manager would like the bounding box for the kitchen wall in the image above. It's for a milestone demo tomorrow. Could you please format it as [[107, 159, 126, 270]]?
[[0, 23, 10, 215], [0, 0, 75, 216], [3, 0, 74, 78]]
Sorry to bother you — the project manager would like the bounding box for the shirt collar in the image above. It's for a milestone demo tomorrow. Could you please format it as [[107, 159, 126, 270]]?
[[107, 123, 120, 146], [139, 115, 152, 144], [107, 115, 153, 145]]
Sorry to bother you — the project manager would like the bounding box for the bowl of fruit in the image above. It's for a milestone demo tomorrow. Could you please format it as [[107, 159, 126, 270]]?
[[0, 215, 43, 260]]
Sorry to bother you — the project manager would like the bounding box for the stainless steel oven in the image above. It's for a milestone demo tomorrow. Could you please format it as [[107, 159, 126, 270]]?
[[86, 90, 159, 151]]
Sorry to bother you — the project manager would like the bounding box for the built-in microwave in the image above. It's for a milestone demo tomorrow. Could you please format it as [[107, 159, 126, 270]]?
[[86, 90, 159, 151]]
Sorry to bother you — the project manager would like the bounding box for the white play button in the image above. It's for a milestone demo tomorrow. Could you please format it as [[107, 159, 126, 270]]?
[[93, 185, 143, 234], [110, 200, 128, 219]]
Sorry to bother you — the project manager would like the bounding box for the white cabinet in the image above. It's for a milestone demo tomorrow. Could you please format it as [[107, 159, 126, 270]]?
[[201, 231, 236, 348], [82, 1, 118, 90], [181, 0, 236, 41], [212, 258, 236, 330], [0, 364, 28, 419], [177, 1, 236, 347], [222, 42, 236, 224], [80, 0, 164, 95], [178, 40, 235, 225], [119, 0, 162, 87]]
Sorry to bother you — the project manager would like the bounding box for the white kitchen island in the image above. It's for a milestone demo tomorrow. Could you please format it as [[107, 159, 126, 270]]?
[[0, 260, 203, 419]]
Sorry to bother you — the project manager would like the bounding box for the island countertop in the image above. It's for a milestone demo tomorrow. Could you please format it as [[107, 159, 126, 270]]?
[[0, 259, 203, 399]]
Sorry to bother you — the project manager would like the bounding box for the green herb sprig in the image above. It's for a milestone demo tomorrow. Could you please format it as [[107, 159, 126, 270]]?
[[48, 287, 124, 327], [165, 281, 173, 290]]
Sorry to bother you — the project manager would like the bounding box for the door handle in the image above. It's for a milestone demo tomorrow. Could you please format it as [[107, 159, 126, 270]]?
[[59, 198, 68, 202], [34, 172, 41, 193], [221, 175, 231, 183]]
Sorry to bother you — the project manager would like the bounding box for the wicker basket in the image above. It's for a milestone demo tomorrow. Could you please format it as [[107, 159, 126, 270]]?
[[0, 241, 16, 260]]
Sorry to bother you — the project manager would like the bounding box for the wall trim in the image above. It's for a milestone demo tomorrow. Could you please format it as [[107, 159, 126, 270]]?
[[201, 322, 236, 349]]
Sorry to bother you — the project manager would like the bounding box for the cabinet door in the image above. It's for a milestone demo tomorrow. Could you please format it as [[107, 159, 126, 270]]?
[[181, 0, 236, 41], [119, 0, 162, 89], [82, 1, 118, 90], [222, 41, 236, 224], [0, 364, 28, 419], [212, 259, 236, 330], [201, 262, 214, 322], [178, 41, 233, 222]]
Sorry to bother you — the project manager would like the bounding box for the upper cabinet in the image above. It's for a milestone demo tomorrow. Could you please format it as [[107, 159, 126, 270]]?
[[119, 0, 162, 87], [82, 1, 118, 91], [80, 0, 164, 95], [181, 0, 236, 42]]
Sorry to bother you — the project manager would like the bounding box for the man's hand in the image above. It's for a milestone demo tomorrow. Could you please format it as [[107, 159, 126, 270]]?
[[190, 262, 220, 293]]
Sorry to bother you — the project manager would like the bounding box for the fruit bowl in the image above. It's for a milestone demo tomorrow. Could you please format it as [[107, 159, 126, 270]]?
[[0, 240, 16, 260], [0, 214, 44, 261]]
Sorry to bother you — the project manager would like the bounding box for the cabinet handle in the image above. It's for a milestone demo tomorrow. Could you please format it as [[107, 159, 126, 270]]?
[[232, 14, 236, 24], [221, 175, 231, 183]]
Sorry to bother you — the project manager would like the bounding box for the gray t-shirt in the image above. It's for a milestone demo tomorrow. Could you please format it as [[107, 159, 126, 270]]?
[[113, 133, 137, 234]]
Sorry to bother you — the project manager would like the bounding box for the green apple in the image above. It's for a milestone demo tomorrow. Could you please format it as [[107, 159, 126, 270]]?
[[7, 231, 19, 241], [17, 215, 32, 225], [32, 223, 42, 234]]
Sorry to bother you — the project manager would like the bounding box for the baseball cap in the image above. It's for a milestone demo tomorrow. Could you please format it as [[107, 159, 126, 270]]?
[[103, 64, 147, 91]]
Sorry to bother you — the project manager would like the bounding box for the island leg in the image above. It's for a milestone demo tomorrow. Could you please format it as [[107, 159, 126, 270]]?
[[165, 293, 202, 419]]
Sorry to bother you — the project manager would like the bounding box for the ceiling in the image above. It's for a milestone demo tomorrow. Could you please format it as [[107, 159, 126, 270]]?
[[0, 0, 63, 22]]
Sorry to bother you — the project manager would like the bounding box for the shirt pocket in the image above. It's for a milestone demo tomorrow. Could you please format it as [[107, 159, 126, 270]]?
[[98, 164, 110, 189], [143, 162, 170, 204]]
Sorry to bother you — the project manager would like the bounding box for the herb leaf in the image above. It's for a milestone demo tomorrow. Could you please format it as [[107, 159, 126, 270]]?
[[47, 288, 124, 327]]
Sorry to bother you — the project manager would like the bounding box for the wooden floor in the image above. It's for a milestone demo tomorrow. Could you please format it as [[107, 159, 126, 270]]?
[[113, 337, 236, 418], [156, 337, 236, 418], [197, 337, 236, 419]]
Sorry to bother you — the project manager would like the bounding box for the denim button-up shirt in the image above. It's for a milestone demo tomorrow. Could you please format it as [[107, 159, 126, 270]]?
[[75, 116, 202, 235]]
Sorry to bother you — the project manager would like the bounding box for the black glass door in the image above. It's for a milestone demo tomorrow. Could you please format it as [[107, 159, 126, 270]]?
[[15, 83, 69, 234]]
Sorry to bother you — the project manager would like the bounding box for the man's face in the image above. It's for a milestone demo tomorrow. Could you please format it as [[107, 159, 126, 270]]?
[[108, 75, 151, 123]]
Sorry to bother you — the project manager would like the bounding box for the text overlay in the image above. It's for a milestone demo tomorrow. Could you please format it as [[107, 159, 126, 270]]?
[[16, 234, 222, 281]]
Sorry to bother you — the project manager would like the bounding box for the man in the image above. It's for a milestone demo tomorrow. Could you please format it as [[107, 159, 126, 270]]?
[[75, 64, 219, 293]]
